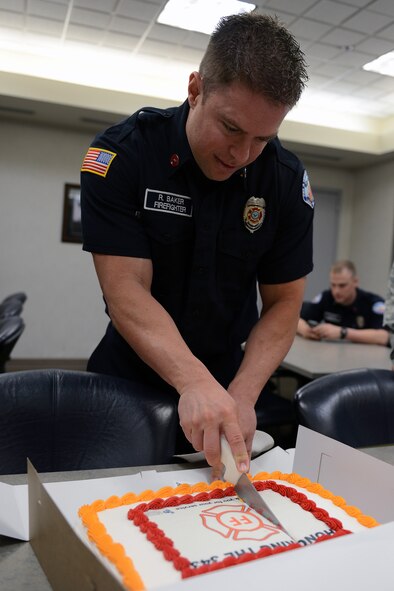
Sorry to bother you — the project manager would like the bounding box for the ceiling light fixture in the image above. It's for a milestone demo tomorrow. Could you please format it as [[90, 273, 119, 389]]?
[[157, 0, 256, 35], [363, 51, 394, 78]]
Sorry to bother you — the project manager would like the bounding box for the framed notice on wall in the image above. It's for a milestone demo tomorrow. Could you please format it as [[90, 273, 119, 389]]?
[[61, 183, 82, 243]]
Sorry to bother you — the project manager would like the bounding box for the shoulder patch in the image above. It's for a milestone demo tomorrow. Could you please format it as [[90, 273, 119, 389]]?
[[372, 301, 385, 315], [302, 170, 314, 209], [312, 293, 322, 304], [81, 147, 117, 178]]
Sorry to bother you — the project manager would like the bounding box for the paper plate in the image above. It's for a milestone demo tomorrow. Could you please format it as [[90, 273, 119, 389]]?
[[173, 430, 275, 463]]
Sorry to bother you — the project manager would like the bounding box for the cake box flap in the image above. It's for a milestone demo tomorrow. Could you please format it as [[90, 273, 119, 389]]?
[[28, 459, 125, 591], [293, 426, 394, 524], [0, 481, 28, 540]]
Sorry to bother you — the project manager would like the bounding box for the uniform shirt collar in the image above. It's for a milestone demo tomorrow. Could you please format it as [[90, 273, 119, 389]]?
[[167, 100, 194, 177]]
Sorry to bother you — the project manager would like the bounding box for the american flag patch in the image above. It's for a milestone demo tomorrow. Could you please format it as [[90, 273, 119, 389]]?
[[81, 147, 117, 177]]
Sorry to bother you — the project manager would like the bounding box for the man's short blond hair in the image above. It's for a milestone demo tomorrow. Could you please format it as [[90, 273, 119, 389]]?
[[330, 260, 357, 277]]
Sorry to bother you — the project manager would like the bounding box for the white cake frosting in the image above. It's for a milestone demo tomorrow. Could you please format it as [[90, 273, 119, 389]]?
[[79, 473, 378, 590]]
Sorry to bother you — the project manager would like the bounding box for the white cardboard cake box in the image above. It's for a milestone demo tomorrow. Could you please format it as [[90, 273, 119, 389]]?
[[19, 428, 394, 590]]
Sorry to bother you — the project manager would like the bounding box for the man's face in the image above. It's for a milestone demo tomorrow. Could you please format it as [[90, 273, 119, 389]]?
[[185, 73, 290, 181], [330, 270, 358, 305]]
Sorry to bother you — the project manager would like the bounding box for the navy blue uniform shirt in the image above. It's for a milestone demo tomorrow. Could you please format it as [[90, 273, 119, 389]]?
[[81, 101, 314, 381], [301, 288, 386, 329]]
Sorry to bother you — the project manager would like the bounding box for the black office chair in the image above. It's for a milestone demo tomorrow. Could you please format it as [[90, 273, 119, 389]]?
[[0, 369, 179, 474], [0, 316, 25, 373], [294, 368, 394, 447], [255, 383, 298, 448], [0, 298, 23, 318]]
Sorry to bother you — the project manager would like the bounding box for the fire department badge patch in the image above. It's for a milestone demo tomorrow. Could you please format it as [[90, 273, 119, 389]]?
[[243, 196, 266, 233]]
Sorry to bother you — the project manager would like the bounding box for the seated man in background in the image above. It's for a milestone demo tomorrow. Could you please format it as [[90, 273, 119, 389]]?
[[297, 260, 389, 346], [384, 259, 394, 367]]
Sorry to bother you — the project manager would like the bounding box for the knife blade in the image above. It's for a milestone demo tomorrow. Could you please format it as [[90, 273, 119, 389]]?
[[220, 435, 292, 537]]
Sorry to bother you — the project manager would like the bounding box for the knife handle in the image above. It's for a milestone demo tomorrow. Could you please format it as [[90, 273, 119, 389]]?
[[220, 436, 242, 484]]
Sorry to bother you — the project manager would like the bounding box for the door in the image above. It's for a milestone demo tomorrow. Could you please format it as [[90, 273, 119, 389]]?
[[304, 189, 341, 300]]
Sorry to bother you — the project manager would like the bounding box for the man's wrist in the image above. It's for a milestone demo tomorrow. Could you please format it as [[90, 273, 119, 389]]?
[[227, 378, 263, 406], [340, 326, 348, 340]]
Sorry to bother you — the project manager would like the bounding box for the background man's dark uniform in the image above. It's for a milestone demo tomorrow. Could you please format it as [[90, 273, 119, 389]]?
[[301, 288, 385, 329]]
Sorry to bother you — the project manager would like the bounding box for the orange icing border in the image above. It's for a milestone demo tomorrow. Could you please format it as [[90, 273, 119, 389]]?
[[78, 472, 379, 591]]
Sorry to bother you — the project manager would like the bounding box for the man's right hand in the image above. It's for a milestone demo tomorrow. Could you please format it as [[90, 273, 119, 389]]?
[[177, 385, 249, 477], [297, 318, 321, 340]]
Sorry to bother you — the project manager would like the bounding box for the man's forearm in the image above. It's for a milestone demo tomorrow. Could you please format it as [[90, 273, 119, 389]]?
[[108, 286, 214, 394], [93, 254, 213, 394], [297, 317, 311, 337], [228, 278, 305, 404], [344, 327, 389, 346], [228, 301, 299, 405]]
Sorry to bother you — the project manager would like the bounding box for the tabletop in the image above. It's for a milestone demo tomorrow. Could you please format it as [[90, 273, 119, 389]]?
[[281, 335, 392, 380], [2, 446, 394, 591]]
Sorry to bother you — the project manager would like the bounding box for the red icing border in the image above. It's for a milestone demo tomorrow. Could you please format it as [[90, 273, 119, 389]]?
[[127, 481, 351, 579]]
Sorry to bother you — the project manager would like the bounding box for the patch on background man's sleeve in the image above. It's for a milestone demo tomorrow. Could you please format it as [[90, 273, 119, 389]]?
[[372, 301, 385, 315]]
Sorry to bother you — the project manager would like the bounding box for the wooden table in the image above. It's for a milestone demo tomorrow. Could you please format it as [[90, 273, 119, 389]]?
[[280, 335, 392, 380]]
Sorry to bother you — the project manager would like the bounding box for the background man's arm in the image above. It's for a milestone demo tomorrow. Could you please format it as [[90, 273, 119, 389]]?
[[312, 323, 389, 345], [339, 327, 389, 345]]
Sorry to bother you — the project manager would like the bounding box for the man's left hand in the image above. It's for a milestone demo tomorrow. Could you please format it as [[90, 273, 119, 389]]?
[[311, 322, 341, 340]]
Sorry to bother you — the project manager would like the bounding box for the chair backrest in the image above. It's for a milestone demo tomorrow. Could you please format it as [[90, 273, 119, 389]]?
[[2, 291, 27, 304], [0, 316, 25, 372], [294, 368, 394, 447], [0, 298, 23, 318], [0, 369, 179, 474]]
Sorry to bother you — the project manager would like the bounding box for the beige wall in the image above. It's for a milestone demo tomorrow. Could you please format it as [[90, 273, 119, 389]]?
[[306, 161, 394, 295], [306, 163, 355, 260], [1, 117, 393, 359], [0, 118, 108, 359], [351, 161, 394, 291]]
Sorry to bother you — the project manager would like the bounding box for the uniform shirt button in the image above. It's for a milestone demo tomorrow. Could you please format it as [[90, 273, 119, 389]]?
[[192, 308, 200, 318], [170, 153, 179, 167]]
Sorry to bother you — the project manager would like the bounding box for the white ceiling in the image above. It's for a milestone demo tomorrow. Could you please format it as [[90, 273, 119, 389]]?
[[2, 0, 394, 168]]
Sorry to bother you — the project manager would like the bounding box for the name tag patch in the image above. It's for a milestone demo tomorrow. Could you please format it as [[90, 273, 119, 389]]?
[[144, 189, 193, 217]]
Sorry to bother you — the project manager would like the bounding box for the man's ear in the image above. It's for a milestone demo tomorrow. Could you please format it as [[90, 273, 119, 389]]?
[[187, 71, 202, 108]]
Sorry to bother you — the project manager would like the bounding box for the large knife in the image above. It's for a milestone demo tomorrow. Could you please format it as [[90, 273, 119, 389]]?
[[220, 436, 292, 536]]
